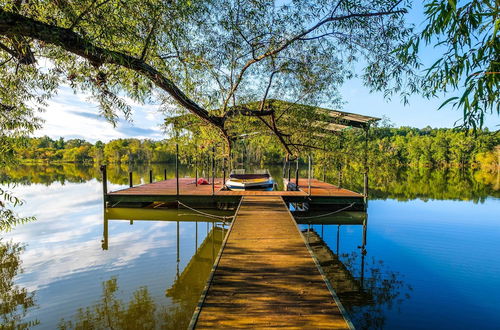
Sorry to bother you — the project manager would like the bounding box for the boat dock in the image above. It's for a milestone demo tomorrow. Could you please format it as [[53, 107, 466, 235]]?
[[103, 176, 365, 211], [190, 195, 352, 329]]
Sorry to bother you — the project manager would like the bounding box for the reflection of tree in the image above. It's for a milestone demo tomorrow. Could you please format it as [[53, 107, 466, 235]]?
[[59, 277, 159, 329], [58, 276, 210, 330], [0, 239, 38, 329], [2, 164, 497, 200], [336, 165, 499, 201], [340, 252, 412, 330]]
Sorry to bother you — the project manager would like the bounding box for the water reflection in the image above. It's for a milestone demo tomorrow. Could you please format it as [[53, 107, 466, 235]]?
[[89, 209, 230, 330], [0, 239, 38, 329], [1, 164, 498, 201], [300, 212, 412, 329]]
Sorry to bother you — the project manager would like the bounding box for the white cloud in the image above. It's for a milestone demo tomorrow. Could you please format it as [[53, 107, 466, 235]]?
[[35, 86, 165, 142]]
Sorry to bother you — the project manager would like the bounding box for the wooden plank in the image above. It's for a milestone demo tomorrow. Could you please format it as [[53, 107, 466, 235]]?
[[108, 178, 224, 196], [193, 196, 351, 329], [215, 190, 307, 196], [285, 178, 363, 197]]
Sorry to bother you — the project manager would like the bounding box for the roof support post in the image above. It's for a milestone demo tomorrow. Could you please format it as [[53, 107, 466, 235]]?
[[212, 146, 215, 195], [363, 125, 370, 206], [337, 133, 343, 188], [295, 157, 299, 187], [308, 155, 312, 196], [176, 143, 179, 197], [100, 165, 107, 209]]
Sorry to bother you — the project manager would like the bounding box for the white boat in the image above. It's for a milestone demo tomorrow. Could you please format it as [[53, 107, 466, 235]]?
[[225, 169, 275, 190]]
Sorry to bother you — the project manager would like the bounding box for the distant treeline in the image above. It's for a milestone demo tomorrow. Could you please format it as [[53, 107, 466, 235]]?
[[12, 126, 500, 169], [1, 164, 498, 202]]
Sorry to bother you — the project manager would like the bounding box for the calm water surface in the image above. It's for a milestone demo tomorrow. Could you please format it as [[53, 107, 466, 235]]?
[[1, 164, 499, 329]]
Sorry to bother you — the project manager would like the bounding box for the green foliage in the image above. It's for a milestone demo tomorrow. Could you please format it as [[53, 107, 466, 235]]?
[[0, 184, 35, 232], [0, 0, 418, 153], [0, 239, 38, 329], [400, 0, 499, 128]]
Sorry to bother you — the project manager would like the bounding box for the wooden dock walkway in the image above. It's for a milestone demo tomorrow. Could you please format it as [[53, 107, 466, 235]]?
[[191, 196, 352, 329]]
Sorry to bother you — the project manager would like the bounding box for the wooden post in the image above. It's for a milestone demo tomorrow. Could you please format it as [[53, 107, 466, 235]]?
[[212, 146, 215, 195], [222, 149, 226, 185], [176, 143, 179, 196], [223, 165, 226, 186], [282, 156, 287, 178], [100, 165, 107, 208], [195, 161, 198, 187], [164, 168, 167, 180], [308, 155, 312, 195], [149, 169, 153, 183], [129, 171, 133, 187], [295, 157, 299, 187]]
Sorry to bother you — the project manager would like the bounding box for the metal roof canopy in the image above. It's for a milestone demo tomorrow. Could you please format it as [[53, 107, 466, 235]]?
[[166, 99, 380, 132]]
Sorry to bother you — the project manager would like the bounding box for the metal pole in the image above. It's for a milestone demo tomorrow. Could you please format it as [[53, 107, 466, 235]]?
[[149, 169, 153, 183], [363, 125, 370, 206], [308, 155, 312, 196], [195, 221, 198, 251], [295, 157, 299, 187], [338, 134, 343, 188], [100, 165, 108, 208], [129, 171, 133, 187], [212, 146, 215, 195], [223, 156, 226, 185], [176, 143, 179, 196], [195, 161, 198, 187]]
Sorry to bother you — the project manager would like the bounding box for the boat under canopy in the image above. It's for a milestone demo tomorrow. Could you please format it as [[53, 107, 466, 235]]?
[[225, 169, 275, 190]]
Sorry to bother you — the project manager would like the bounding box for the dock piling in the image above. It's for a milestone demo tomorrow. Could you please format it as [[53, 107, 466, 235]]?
[[176, 143, 179, 196], [308, 155, 312, 195], [129, 172, 133, 188], [295, 157, 299, 187], [100, 165, 107, 208], [149, 169, 153, 183], [195, 163, 198, 187], [211, 146, 215, 195], [164, 168, 167, 180]]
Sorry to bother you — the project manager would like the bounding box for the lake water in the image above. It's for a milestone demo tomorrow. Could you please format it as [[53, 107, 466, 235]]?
[[1, 164, 499, 329]]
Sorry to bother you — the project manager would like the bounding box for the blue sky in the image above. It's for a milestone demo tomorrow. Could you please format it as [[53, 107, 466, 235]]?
[[35, 2, 499, 142]]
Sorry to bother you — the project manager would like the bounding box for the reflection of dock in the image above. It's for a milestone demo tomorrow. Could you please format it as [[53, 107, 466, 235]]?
[[103, 177, 365, 210], [191, 196, 352, 329], [167, 226, 227, 302], [306, 229, 372, 306]]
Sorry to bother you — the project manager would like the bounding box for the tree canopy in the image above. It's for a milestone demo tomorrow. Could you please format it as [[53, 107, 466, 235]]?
[[0, 0, 414, 155], [399, 0, 499, 129], [0, 0, 497, 158]]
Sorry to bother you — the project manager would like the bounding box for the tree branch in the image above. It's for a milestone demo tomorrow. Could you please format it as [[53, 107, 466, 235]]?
[[0, 9, 226, 131], [221, 7, 406, 112]]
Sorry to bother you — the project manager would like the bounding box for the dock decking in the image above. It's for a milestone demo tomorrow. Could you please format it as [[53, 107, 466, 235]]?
[[191, 196, 352, 329], [105, 177, 365, 210]]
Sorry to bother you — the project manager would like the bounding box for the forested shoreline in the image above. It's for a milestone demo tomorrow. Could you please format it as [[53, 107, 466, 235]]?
[[12, 126, 499, 170]]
